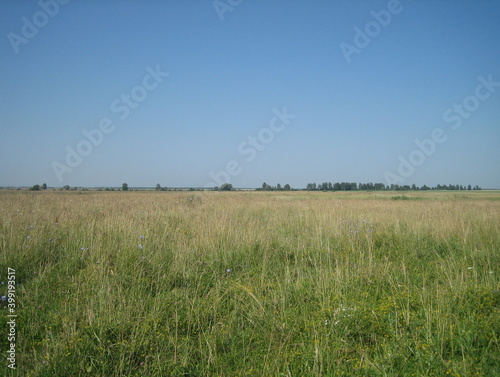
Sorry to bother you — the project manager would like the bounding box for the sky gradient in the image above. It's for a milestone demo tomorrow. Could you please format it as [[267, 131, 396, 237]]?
[[1, 0, 499, 188]]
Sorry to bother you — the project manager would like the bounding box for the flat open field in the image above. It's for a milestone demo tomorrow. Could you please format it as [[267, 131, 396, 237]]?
[[1, 190, 499, 376]]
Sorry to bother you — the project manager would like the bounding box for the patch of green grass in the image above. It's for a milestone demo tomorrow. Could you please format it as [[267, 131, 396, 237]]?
[[0, 190, 499, 376]]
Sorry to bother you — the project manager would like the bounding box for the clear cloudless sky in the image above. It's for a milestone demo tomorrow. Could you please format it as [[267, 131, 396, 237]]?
[[1, 0, 499, 188]]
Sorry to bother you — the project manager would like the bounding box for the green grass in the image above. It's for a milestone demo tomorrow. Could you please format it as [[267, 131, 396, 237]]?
[[0, 190, 499, 376]]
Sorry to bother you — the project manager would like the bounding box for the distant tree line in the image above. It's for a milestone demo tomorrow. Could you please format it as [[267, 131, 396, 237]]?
[[214, 183, 233, 191], [303, 182, 481, 191], [25, 182, 482, 192], [155, 183, 176, 191], [155, 184, 204, 191], [255, 182, 292, 191], [29, 183, 47, 191]]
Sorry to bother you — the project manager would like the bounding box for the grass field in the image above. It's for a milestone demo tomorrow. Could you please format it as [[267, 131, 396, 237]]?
[[1, 190, 499, 376]]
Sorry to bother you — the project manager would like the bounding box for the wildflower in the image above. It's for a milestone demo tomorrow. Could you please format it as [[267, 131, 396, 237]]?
[[27, 236, 31, 240], [226, 269, 231, 273], [1, 296, 6, 301], [138, 244, 143, 249], [141, 256, 146, 260], [467, 267, 473, 270], [139, 235, 144, 239]]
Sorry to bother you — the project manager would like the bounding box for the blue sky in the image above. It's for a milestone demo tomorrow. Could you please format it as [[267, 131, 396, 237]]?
[[1, 0, 499, 188]]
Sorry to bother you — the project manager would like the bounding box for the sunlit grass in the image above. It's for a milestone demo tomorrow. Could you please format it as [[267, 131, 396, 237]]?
[[0, 190, 499, 376]]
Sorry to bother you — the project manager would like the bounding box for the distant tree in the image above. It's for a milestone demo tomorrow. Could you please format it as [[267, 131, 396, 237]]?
[[155, 183, 161, 191], [122, 183, 129, 191], [467, 185, 472, 190], [29, 184, 40, 191], [41, 183, 47, 190], [63, 185, 70, 191], [276, 183, 282, 191], [220, 183, 233, 191], [284, 184, 291, 191]]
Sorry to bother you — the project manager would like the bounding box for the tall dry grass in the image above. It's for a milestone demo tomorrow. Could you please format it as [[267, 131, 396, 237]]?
[[0, 190, 499, 376]]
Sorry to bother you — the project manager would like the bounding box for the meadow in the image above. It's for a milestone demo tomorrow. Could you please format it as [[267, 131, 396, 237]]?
[[0, 190, 499, 376]]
